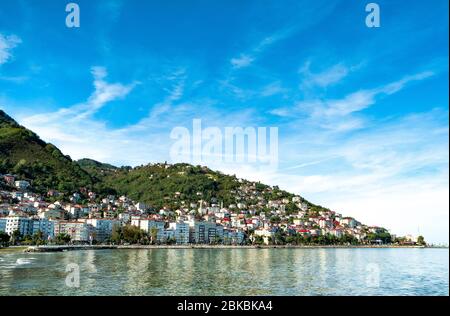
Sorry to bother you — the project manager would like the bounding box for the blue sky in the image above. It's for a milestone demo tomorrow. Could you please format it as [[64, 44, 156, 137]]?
[[0, 0, 448, 243]]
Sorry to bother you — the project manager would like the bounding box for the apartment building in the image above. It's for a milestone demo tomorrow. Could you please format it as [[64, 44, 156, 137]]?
[[86, 218, 120, 242], [54, 221, 91, 242], [3, 216, 32, 236], [0, 218, 6, 232], [32, 218, 55, 239], [192, 221, 218, 244], [169, 222, 190, 244]]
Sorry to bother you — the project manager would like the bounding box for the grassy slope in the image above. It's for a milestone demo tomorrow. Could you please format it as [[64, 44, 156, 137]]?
[[0, 110, 94, 193]]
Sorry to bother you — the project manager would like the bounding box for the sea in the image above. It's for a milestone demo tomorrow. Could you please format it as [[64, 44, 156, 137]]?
[[0, 248, 448, 296]]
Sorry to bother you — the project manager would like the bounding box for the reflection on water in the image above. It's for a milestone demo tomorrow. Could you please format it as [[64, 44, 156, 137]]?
[[0, 248, 448, 296]]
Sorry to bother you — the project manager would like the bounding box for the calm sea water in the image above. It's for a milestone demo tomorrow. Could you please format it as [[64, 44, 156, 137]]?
[[0, 248, 448, 296]]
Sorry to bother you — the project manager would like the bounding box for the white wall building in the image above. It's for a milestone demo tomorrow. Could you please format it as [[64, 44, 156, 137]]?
[[4, 216, 32, 236]]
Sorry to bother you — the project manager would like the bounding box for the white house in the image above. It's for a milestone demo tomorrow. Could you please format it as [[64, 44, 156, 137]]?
[[253, 228, 274, 245]]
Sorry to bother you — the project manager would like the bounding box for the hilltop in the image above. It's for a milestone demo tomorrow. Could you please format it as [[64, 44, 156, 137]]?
[[84, 161, 323, 213], [0, 110, 94, 193], [0, 110, 321, 211], [0, 109, 333, 214]]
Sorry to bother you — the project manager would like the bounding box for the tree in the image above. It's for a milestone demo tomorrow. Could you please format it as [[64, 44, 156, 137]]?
[[341, 234, 358, 245], [122, 225, 144, 244], [11, 230, 22, 245], [417, 236, 426, 246], [270, 216, 281, 224], [0, 231, 10, 247], [285, 235, 296, 245], [111, 225, 123, 244], [252, 235, 264, 245], [317, 235, 326, 245], [32, 230, 45, 245], [150, 227, 158, 244], [55, 233, 71, 245], [23, 234, 33, 245], [274, 231, 285, 245], [166, 237, 177, 245]]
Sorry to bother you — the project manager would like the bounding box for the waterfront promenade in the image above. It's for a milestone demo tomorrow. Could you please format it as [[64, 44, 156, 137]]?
[[21, 244, 430, 252]]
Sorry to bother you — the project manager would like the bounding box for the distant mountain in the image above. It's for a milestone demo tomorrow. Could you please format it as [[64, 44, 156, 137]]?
[[0, 110, 94, 193]]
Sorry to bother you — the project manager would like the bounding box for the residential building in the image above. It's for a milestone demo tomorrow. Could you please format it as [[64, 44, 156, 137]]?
[[192, 221, 217, 244], [86, 218, 120, 242], [4, 216, 32, 236], [54, 221, 91, 242], [158, 229, 175, 243], [32, 218, 55, 239], [3, 174, 15, 185], [341, 217, 357, 228], [0, 218, 6, 232], [15, 180, 30, 190], [253, 228, 274, 245], [169, 222, 190, 244]]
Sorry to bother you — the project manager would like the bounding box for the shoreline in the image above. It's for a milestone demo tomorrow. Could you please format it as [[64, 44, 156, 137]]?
[[17, 244, 442, 253]]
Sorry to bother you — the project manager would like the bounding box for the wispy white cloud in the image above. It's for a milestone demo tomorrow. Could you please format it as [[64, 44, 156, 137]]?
[[0, 75, 29, 83], [24, 66, 137, 122], [312, 71, 434, 119], [20, 66, 137, 147], [230, 55, 254, 69], [79, 66, 137, 117], [230, 28, 294, 70], [0, 33, 21, 65], [260, 81, 287, 97], [272, 70, 435, 133], [299, 61, 356, 89], [220, 78, 287, 100]]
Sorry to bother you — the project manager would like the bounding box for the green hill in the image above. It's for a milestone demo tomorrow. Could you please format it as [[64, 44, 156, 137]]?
[[0, 109, 323, 213], [81, 160, 318, 213], [0, 110, 94, 193]]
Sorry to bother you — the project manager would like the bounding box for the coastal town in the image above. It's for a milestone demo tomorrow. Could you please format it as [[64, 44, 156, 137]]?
[[0, 171, 423, 248]]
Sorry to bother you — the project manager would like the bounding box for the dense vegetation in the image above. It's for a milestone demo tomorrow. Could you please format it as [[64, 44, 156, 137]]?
[[0, 110, 94, 193], [94, 163, 241, 208]]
